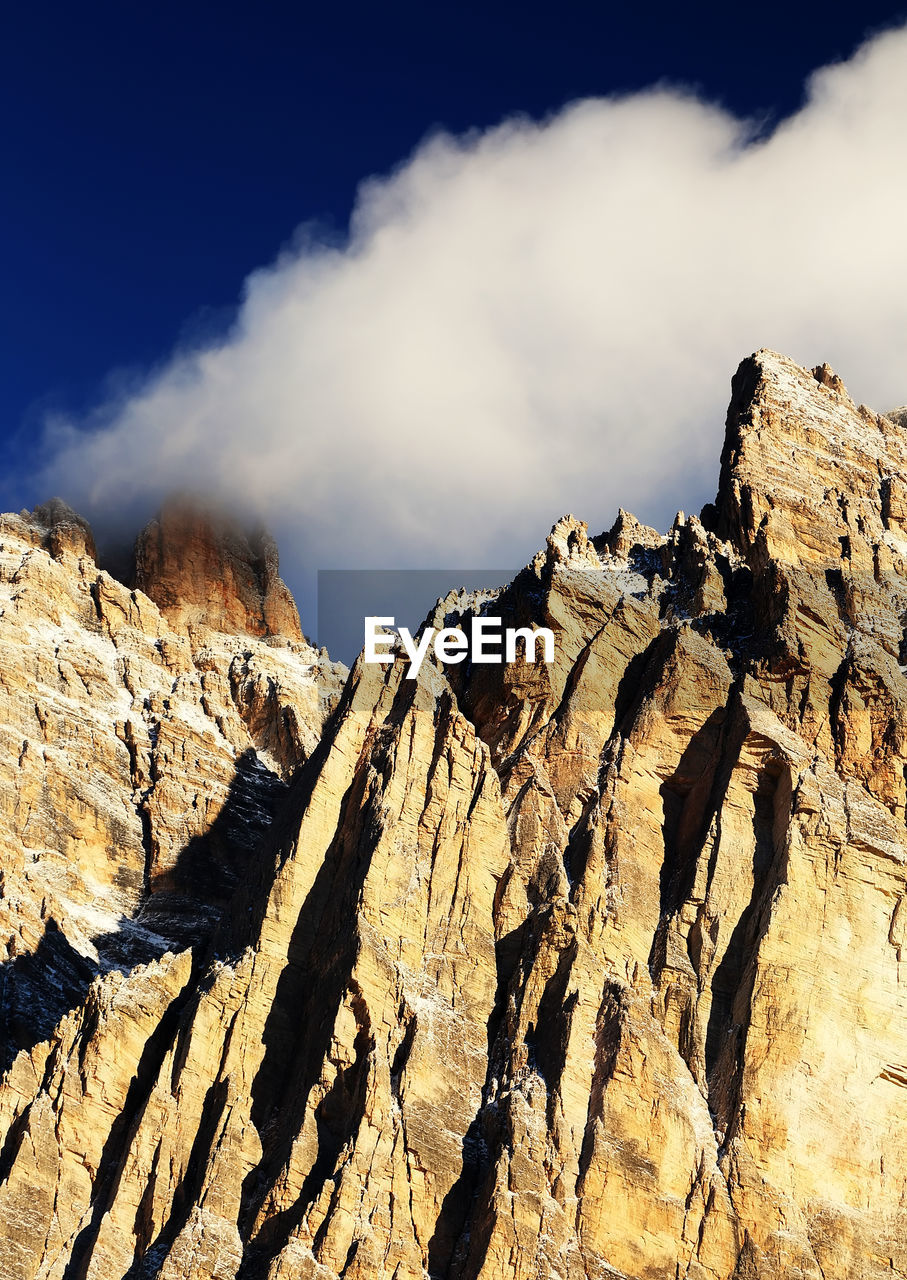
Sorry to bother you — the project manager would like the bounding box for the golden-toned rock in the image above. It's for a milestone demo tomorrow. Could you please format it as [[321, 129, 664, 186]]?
[[0, 504, 344, 1071], [6, 349, 907, 1279], [134, 495, 304, 641]]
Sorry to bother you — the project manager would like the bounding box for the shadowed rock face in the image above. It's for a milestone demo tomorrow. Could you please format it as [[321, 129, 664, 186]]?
[[134, 496, 304, 642], [0, 499, 345, 1077], [3, 350, 907, 1279]]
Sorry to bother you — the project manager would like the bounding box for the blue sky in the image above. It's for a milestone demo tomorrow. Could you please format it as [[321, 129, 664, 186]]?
[[5, 1, 907, 639], [4, 0, 904, 472]]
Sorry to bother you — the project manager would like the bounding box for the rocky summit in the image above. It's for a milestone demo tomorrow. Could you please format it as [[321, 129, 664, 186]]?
[[1, 350, 907, 1279]]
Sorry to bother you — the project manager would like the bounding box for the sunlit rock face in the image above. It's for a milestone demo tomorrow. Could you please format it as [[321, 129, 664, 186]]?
[[0, 499, 344, 1074], [133, 494, 305, 643], [3, 351, 907, 1279]]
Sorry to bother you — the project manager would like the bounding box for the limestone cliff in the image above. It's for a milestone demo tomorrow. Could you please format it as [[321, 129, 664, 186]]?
[[2, 350, 907, 1279], [0, 499, 344, 1074], [133, 495, 304, 642]]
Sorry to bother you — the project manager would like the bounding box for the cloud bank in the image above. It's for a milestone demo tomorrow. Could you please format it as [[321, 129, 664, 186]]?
[[39, 23, 907, 624]]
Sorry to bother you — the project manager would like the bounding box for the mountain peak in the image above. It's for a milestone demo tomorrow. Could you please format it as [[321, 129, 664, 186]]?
[[22, 497, 97, 561], [714, 348, 907, 571], [133, 494, 303, 641]]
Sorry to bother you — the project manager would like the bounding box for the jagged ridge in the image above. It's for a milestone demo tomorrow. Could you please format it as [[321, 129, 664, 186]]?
[[2, 351, 907, 1279]]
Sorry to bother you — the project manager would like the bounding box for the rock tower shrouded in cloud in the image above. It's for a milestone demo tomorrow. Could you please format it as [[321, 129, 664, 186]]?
[[2, 351, 907, 1278]]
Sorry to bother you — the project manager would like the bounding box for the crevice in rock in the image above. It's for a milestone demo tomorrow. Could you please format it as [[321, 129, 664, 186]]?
[[576, 981, 627, 1196], [705, 762, 789, 1139], [239, 982, 375, 1278], [648, 701, 735, 987], [531, 938, 579, 1123], [60, 961, 199, 1280], [234, 740, 385, 1274]]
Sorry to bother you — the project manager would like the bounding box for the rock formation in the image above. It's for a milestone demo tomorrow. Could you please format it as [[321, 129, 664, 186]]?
[[0, 499, 344, 1075], [2, 350, 907, 1278], [133, 495, 304, 642]]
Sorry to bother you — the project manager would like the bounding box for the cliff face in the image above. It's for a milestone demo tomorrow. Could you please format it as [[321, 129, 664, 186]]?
[[0, 500, 344, 1074], [2, 351, 907, 1280], [133, 496, 305, 642]]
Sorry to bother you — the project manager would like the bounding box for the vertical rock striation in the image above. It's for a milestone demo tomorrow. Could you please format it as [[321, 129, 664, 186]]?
[[133, 496, 305, 643], [2, 351, 907, 1278], [0, 499, 344, 1072]]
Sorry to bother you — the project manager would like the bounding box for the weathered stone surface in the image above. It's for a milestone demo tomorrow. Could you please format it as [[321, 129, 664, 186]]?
[[134, 495, 304, 642], [3, 350, 907, 1279], [0, 505, 344, 1071]]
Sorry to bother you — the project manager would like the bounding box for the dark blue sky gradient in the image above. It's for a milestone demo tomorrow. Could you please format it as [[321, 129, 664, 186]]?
[[3, 0, 907, 501]]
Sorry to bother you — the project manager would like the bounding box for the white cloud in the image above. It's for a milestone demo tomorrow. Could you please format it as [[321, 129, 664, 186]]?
[[38, 23, 907, 623]]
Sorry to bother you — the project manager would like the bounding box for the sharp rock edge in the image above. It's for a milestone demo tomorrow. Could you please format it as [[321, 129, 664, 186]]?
[[2, 349, 907, 1279]]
